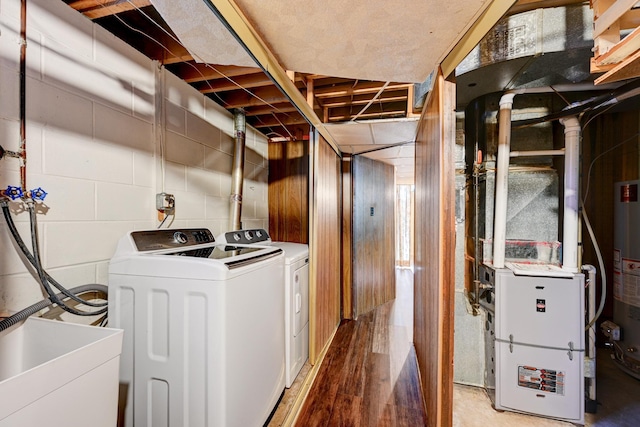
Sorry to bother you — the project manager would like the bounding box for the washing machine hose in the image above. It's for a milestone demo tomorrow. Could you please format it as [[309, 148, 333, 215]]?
[[1, 201, 108, 318], [0, 284, 108, 333]]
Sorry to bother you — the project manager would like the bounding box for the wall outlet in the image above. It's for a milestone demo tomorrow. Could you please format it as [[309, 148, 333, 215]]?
[[156, 192, 175, 214]]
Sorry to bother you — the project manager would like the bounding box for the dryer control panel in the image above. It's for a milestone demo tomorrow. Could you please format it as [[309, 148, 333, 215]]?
[[218, 228, 271, 245]]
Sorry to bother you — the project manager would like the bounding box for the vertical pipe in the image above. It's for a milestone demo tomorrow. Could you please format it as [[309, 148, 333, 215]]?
[[560, 116, 581, 272], [19, 0, 27, 191], [229, 109, 246, 231], [492, 93, 515, 268], [582, 264, 597, 402]]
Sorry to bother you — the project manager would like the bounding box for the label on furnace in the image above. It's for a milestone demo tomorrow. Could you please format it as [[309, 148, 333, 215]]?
[[518, 366, 565, 395]]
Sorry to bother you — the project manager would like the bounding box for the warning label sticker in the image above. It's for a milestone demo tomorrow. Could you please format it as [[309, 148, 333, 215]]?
[[518, 366, 565, 395], [620, 258, 640, 308]]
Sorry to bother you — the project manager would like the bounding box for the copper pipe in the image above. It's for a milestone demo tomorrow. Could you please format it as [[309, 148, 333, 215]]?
[[19, 0, 27, 191]]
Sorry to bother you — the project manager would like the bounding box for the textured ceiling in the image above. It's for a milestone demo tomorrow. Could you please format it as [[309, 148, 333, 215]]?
[[234, 0, 490, 82], [151, 0, 491, 82]]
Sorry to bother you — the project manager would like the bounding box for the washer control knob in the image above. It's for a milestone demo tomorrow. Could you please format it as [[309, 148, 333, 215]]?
[[244, 230, 253, 240], [256, 230, 263, 238], [173, 231, 188, 244], [233, 233, 241, 242]]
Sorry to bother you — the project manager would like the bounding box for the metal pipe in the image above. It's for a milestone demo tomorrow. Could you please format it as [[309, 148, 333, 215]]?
[[19, 0, 27, 191], [509, 149, 565, 157], [560, 116, 581, 272], [492, 93, 515, 269], [229, 109, 246, 231], [582, 264, 597, 403]]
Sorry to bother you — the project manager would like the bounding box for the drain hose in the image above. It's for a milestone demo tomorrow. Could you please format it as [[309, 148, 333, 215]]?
[[0, 284, 108, 333]]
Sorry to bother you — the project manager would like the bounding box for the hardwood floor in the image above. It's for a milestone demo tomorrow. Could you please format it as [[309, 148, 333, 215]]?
[[295, 268, 426, 426]]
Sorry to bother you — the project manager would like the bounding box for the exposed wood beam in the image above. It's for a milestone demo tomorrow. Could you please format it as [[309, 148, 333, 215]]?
[[68, 0, 152, 20], [595, 25, 640, 66], [595, 48, 640, 85], [306, 77, 315, 109], [252, 113, 308, 128], [244, 103, 298, 116], [321, 90, 408, 108], [329, 109, 407, 122], [167, 62, 262, 83], [196, 73, 275, 93], [594, 0, 637, 39], [328, 102, 407, 121], [158, 46, 194, 65], [314, 82, 411, 98], [218, 85, 291, 109]]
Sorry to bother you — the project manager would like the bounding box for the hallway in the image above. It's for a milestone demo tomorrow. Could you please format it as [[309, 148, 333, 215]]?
[[294, 268, 424, 426]]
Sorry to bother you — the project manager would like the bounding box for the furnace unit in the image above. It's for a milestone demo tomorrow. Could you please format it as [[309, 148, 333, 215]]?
[[481, 265, 585, 424]]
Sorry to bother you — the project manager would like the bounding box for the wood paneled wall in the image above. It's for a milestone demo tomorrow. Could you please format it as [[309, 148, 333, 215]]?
[[413, 69, 456, 427], [352, 155, 396, 317], [268, 139, 309, 243], [309, 133, 342, 364], [342, 156, 353, 319]]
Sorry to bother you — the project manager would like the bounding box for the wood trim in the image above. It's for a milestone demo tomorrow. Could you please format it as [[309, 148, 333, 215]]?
[[595, 48, 640, 85], [308, 131, 342, 364], [413, 67, 456, 427], [441, 0, 517, 78], [342, 156, 354, 320], [595, 25, 640, 66]]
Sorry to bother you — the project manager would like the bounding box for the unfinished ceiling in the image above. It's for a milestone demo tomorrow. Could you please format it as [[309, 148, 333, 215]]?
[[63, 0, 630, 182], [62, 0, 422, 141]]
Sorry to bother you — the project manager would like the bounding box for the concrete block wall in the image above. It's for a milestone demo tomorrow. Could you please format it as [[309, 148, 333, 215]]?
[[0, 0, 268, 319]]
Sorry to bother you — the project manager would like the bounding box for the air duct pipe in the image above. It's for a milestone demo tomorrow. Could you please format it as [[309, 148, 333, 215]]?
[[229, 109, 246, 231], [492, 93, 515, 268], [560, 116, 581, 272]]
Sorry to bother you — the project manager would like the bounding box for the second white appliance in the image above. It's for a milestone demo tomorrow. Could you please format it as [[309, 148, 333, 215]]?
[[216, 229, 309, 387]]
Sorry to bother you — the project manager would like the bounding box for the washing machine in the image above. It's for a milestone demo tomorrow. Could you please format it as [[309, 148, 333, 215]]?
[[108, 228, 285, 427], [216, 229, 309, 387]]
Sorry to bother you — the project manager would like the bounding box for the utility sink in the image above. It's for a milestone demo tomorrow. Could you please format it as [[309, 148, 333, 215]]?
[[0, 317, 123, 427]]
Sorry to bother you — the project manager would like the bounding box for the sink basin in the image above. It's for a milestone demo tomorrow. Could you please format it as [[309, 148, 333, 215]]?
[[0, 317, 123, 427]]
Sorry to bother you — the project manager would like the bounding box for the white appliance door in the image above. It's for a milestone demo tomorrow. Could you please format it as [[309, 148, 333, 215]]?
[[495, 341, 583, 422], [496, 272, 584, 349], [293, 263, 309, 336]]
